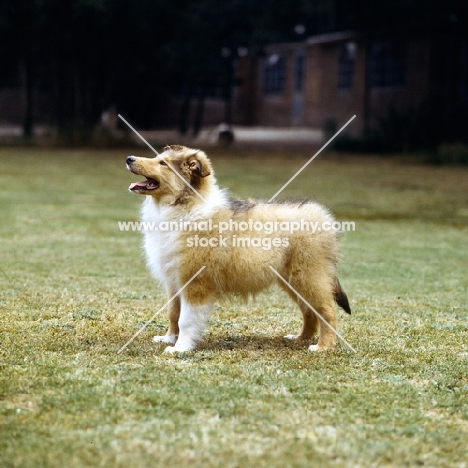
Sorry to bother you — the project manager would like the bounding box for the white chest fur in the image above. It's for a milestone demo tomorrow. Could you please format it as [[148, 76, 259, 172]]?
[[140, 187, 227, 286]]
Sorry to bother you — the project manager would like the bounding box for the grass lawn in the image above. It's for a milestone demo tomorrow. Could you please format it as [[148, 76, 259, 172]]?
[[0, 146, 467, 467]]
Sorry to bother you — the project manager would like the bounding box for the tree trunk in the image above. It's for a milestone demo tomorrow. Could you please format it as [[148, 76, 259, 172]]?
[[19, 51, 33, 141], [192, 85, 206, 137], [179, 85, 193, 135]]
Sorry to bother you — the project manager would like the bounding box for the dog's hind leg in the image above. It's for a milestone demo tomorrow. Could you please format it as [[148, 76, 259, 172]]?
[[280, 285, 319, 340], [153, 285, 180, 345], [278, 274, 337, 351], [285, 303, 319, 341], [307, 299, 337, 351]]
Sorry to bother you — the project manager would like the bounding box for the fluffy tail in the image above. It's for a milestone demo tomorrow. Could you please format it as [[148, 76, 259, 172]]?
[[335, 278, 351, 314]]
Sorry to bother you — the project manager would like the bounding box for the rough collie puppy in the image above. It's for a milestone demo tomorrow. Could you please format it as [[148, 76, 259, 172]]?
[[126, 145, 350, 353]]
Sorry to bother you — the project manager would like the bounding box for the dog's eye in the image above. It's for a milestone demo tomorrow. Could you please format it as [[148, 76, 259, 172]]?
[[159, 160, 167, 166]]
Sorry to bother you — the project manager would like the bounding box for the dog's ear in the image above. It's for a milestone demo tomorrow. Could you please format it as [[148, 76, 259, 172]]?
[[186, 152, 211, 178]]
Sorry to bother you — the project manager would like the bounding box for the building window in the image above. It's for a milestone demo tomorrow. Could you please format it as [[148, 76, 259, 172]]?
[[370, 40, 406, 88], [337, 42, 356, 89], [263, 54, 286, 95], [293, 50, 306, 92]]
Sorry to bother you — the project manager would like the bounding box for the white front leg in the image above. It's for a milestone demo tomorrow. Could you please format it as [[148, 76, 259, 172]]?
[[164, 299, 213, 353]]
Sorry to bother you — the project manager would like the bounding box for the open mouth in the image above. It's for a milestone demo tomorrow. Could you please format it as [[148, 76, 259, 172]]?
[[129, 177, 159, 192]]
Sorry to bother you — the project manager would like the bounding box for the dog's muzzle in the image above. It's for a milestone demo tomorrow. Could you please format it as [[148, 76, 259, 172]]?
[[126, 156, 136, 168]]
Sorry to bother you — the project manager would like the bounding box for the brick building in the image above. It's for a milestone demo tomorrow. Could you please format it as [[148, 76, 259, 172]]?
[[232, 27, 468, 139]]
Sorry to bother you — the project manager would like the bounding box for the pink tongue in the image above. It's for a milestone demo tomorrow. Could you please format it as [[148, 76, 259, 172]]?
[[129, 181, 148, 190]]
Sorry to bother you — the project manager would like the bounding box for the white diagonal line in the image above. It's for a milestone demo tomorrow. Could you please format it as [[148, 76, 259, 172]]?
[[118, 114, 161, 154], [269, 266, 356, 352], [268, 115, 356, 202], [117, 266, 206, 354], [118, 114, 207, 202]]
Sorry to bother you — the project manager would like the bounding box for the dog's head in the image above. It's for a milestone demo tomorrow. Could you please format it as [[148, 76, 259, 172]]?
[[126, 145, 212, 205]]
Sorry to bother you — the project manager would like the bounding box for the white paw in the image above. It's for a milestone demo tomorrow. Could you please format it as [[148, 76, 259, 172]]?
[[308, 344, 329, 352], [284, 334, 299, 340], [153, 334, 177, 344], [163, 344, 195, 354]]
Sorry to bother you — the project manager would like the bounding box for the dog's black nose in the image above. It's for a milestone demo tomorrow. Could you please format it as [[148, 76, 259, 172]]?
[[126, 156, 136, 165]]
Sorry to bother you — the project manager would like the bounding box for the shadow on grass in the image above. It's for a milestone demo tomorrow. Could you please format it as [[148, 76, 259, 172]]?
[[153, 333, 357, 356], [201, 334, 314, 352]]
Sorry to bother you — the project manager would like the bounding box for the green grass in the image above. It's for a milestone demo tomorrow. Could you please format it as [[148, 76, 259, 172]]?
[[1, 146, 467, 467]]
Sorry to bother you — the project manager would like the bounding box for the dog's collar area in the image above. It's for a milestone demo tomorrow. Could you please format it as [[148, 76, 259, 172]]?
[[129, 178, 159, 192]]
